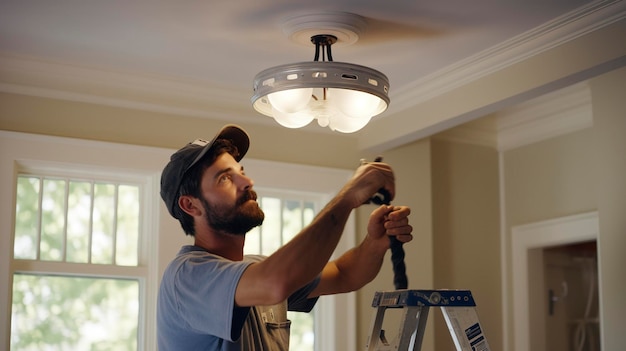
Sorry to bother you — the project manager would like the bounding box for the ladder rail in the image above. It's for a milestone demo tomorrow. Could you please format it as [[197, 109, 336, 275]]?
[[441, 306, 490, 351]]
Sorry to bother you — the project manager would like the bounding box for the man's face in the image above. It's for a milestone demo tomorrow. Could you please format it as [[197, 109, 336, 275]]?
[[199, 153, 264, 235]]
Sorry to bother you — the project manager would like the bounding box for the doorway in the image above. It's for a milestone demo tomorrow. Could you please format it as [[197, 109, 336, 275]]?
[[511, 211, 600, 351], [543, 241, 600, 351]]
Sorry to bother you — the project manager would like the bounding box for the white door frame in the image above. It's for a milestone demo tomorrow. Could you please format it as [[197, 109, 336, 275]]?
[[511, 211, 599, 351]]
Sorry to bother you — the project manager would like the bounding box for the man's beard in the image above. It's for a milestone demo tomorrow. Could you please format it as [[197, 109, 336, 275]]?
[[201, 190, 265, 236]]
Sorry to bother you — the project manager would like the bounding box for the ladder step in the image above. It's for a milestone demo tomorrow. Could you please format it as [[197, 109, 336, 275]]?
[[371, 289, 476, 308], [366, 289, 492, 351]]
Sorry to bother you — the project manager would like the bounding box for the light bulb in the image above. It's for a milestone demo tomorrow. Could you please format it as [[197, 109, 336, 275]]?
[[328, 88, 385, 119], [267, 88, 313, 114]]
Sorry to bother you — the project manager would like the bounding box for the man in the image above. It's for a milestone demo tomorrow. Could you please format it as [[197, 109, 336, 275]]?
[[157, 124, 413, 350]]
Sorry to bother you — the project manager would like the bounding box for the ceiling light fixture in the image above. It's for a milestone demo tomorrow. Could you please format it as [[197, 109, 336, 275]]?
[[251, 13, 390, 133]]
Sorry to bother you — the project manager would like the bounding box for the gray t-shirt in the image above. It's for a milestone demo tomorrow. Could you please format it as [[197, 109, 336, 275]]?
[[157, 245, 319, 350]]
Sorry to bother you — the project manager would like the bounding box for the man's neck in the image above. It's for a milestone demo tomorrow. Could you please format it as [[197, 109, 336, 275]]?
[[194, 230, 245, 261]]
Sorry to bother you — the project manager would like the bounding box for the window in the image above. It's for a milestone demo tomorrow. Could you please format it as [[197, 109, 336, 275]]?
[[11, 173, 143, 350]]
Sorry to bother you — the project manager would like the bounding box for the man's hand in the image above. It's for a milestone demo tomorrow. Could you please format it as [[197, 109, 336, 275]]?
[[340, 161, 396, 209], [367, 205, 413, 247]]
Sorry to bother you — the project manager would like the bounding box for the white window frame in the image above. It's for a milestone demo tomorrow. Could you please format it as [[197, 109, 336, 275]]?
[[0, 131, 357, 351]]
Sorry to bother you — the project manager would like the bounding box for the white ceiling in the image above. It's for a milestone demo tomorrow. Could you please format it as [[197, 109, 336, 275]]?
[[0, 0, 623, 150]]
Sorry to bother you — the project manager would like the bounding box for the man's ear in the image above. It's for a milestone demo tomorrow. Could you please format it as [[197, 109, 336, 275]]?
[[178, 195, 202, 217]]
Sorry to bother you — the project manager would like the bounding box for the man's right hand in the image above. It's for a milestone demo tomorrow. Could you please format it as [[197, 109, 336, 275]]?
[[340, 160, 396, 209]]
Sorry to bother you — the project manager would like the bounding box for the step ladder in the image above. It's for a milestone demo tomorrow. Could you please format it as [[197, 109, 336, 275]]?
[[365, 289, 491, 351]]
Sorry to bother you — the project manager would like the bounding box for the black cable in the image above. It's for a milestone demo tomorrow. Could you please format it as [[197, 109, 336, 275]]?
[[367, 157, 408, 290]]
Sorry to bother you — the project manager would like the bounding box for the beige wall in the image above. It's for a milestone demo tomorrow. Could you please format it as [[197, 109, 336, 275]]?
[[0, 92, 367, 169], [502, 66, 626, 350], [504, 128, 597, 225], [431, 139, 501, 350]]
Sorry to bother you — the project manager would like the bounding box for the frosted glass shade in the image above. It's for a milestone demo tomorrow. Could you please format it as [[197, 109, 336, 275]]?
[[328, 88, 386, 119], [267, 88, 313, 114], [271, 108, 315, 128], [328, 112, 371, 133]]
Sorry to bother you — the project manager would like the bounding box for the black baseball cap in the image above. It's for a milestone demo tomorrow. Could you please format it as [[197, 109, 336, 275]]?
[[160, 124, 250, 218]]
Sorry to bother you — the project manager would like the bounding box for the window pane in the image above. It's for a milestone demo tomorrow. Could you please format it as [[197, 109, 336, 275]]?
[[116, 185, 140, 266], [40, 179, 66, 261], [92, 183, 116, 264], [303, 201, 315, 225], [14, 176, 40, 259], [288, 310, 315, 351], [11, 274, 138, 351], [15, 175, 141, 266], [66, 181, 92, 263], [243, 226, 261, 256], [260, 197, 281, 254], [283, 200, 302, 243]]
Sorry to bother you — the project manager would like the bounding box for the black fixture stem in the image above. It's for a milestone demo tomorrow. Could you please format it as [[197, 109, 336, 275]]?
[[311, 34, 337, 62]]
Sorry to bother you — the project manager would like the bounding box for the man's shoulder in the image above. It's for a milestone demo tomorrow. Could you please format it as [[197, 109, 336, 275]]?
[[243, 254, 266, 263]]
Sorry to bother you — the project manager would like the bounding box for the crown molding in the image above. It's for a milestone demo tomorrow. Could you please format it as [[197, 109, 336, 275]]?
[[434, 82, 593, 150], [390, 0, 625, 113], [0, 54, 258, 122], [495, 82, 593, 151]]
